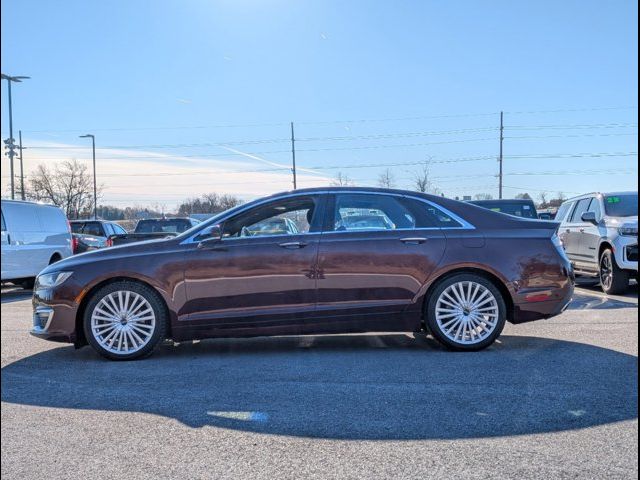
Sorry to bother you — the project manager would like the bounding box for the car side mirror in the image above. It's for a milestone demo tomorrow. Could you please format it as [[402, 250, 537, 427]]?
[[196, 224, 223, 247], [581, 211, 598, 225]]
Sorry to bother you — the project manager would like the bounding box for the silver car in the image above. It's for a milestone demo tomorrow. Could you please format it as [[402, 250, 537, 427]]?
[[557, 191, 638, 294]]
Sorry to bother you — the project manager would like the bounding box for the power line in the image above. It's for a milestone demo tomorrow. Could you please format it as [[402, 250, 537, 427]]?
[[14, 105, 638, 134], [25, 127, 499, 151]]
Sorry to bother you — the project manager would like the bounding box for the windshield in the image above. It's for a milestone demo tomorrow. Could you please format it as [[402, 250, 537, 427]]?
[[175, 201, 254, 240], [604, 194, 638, 217]]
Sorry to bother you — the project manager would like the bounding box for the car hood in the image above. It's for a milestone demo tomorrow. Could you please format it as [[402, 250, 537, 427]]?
[[604, 216, 638, 227], [40, 238, 175, 275]]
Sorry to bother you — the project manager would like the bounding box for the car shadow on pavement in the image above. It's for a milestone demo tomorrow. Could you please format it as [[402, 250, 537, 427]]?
[[569, 294, 638, 310], [2, 334, 637, 440]]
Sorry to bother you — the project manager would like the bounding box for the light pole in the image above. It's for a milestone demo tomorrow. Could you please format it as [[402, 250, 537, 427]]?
[[1, 73, 30, 199], [79, 134, 97, 219]]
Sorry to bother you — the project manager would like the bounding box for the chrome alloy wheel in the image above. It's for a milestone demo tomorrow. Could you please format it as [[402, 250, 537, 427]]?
[[435, 281, 499, 345], [90, 290, 156, 355], [600, 254, 613, 291]]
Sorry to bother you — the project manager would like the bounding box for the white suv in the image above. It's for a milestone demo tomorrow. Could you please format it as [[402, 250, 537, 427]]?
[[557, 191, 638, 294]]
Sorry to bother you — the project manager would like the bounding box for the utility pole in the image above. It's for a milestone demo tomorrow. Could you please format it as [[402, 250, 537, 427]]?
[[290, 122, 297, 189], [79, 134, 97, 219], [1, 74, 30, 200], [18, 130, 25, 200], [498, 111, 504, 199]]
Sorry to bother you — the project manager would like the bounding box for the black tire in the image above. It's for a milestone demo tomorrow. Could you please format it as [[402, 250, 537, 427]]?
[[49, 254, 62, 264], [425, 273, 507, 351], [599, 249, 629, 295], [83, 281, 168, 361]]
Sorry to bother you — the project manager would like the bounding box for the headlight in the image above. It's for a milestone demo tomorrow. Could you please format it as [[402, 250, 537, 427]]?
[[618, 225, 638, 237], [36, 271, 73, 288]]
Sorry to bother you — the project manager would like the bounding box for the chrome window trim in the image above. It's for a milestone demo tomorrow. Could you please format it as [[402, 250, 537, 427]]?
[[180, 190, 475, 244]]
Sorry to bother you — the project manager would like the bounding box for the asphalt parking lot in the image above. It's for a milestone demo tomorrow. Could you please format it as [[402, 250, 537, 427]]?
[[1, 281, 638, 479]]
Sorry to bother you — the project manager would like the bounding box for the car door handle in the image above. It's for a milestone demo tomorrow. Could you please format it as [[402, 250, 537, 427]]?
[[579, 228, 585, 233], [400, 237, 428, 244], [565, 229, 571, 233], [278, 241, 308, 249]]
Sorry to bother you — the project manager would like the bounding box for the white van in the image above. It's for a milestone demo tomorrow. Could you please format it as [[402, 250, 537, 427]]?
[[1, 199, 73, 288]]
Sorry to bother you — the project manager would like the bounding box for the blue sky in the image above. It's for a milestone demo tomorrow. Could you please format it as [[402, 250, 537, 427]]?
[[1, 0, 638, 208]]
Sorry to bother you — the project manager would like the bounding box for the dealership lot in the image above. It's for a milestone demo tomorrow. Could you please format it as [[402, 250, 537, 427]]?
[[1, 282, 637, 480]]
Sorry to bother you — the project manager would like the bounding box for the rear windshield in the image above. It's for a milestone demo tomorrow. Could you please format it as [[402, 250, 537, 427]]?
[[135, 219, 193, 233], [604, 194, 638, 217], [70, 223, 83, 233], [471, 201, 537, 219]]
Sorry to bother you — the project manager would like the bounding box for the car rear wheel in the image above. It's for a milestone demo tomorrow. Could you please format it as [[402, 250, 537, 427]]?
[[426, 274, 506, 351], [599, 249, 629, 295], [83, 281, 167, 360]]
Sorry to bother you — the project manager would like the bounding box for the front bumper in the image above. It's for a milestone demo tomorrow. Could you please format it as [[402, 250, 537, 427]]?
[[614, 236, 638, 272], [30, 286, 80, 344]]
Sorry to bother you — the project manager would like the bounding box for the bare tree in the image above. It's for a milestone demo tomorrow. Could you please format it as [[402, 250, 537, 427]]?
[[473, 193, 493, 200], [177, 193, 243, 216], [538, 191, 548, 206], [331, 172, 354, 187], [411, 159, 442, 195], [27, 159, 101, 219], [412, 160, 431, 193], [515, 192, 532, 200], [377, 168, 396, 189]]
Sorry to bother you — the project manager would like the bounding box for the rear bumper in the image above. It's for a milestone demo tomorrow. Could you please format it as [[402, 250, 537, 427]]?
[[510, 263, 575, 324]]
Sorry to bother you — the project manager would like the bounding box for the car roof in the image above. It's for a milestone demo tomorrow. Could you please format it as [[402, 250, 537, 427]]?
[[562, 191, 638, 203], [1, 199, 60, 208], [468, 199, 535, 204]]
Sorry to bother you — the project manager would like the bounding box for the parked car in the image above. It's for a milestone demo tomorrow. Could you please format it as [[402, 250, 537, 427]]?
[[337, 214, 395, 231], [70, 220, 129, 253], [557, 191, 638, 294], [110, 217, 200, 246], [467, 199, 538, 219], [31, 187, 574, 360], [537, 208, 558, 220], [1, 199, 73, 289], [242, 217, 299, 236]]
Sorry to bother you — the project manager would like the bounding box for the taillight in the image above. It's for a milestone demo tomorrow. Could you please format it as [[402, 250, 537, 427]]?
[[67, 220, 78, 253]]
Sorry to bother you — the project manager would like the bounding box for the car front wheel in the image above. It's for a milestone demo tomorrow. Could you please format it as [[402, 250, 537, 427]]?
[[426, 274, 507, 351], [599, 249, 629, 295], [83, 281, 167, 360]]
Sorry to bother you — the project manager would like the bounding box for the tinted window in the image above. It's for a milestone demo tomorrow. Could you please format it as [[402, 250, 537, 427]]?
[[403, 198, 463, 228], [83, 222, 104, 236], [555, 202, 574, 223], [1, 212, 5, 231], [604, 194, 638, 217], [570, 198, 592, 223], [136, 219, 193, 233], [223, 196, 316, 238], [70, 222, 84, 233], [470, 201, 537, 219]]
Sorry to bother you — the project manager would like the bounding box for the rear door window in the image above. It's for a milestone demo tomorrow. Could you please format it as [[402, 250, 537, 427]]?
[[332, 194, 416, 232], [569, 198, 592, 223]]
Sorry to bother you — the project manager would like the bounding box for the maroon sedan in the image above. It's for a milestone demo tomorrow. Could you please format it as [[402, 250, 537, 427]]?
[[31, 187, 574, 360]]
